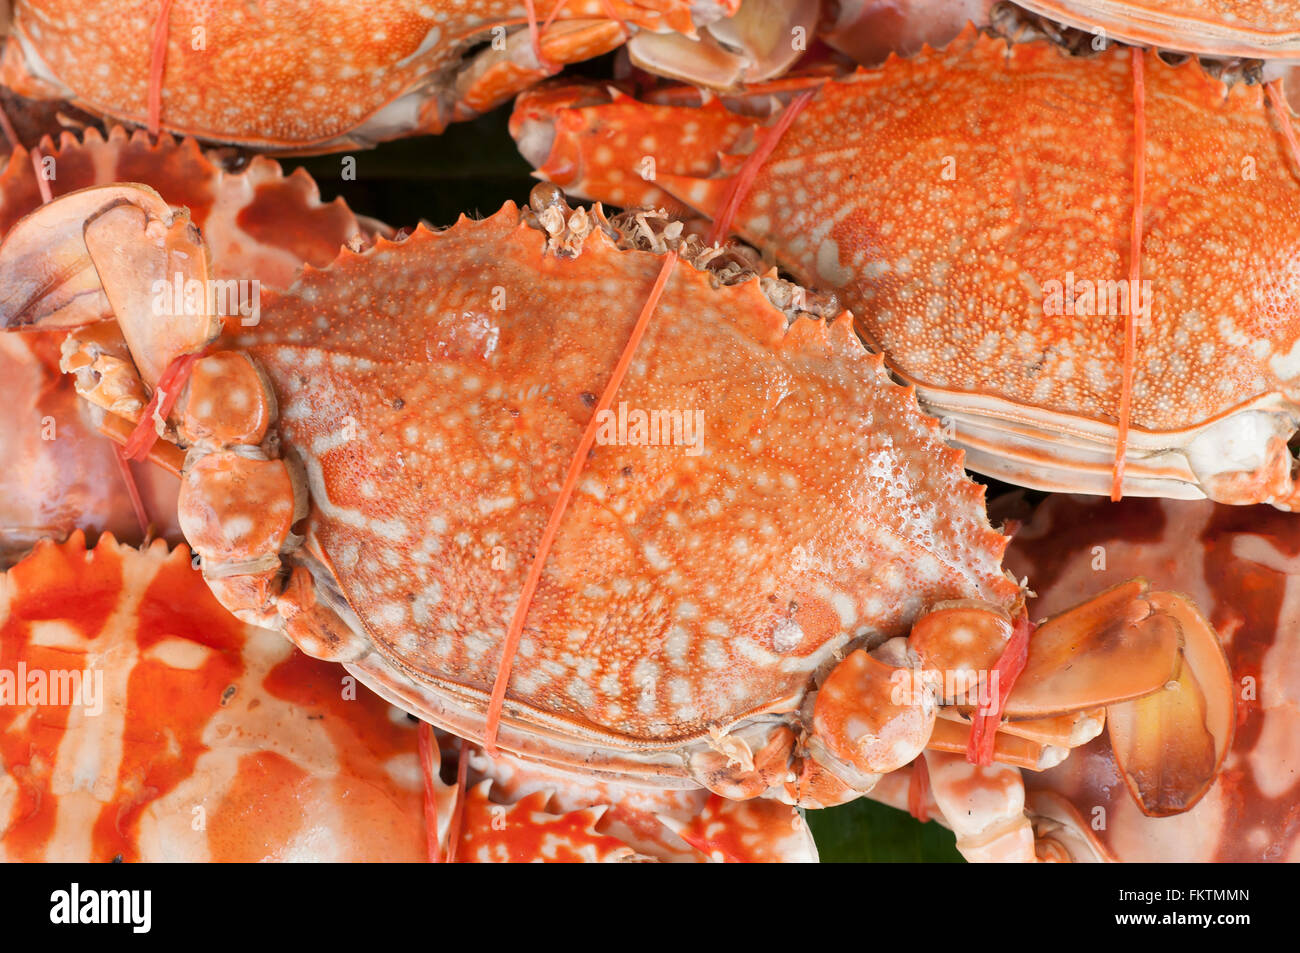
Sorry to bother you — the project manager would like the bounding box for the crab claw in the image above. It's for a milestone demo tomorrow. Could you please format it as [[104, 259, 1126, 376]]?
[[1105, 591, 1235, 816], [919, 580, 1233, 816], [809, 648, 936, 791], [510, 81, 756, 217], [803, 577, 1228, 818], [627, 0, 822, 88], [452, 18, 633, 121], [0, 183, 219, 389]]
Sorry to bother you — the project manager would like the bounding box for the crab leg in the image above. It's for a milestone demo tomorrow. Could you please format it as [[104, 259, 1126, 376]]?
[[454, 18, 633, 121], [806, 578, 1230, 816], [926, 718, 1059, 771], [869, 753, 1046, 863], [923, 751, 1037, 863], [627, 0, 823, 87], [1024, 790, 1113, 862], [417, 722, 445, 863]]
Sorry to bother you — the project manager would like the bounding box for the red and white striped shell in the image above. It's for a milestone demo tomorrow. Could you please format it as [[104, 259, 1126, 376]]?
[[0, 535, 821, 861], [0, 534, 427, 861]]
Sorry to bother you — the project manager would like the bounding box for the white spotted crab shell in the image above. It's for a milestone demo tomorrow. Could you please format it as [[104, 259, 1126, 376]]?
[[214, 199, 1021, 791]]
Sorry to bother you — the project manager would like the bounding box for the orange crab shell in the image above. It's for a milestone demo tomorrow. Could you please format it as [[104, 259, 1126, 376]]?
[[514, 30, 1300, 501], [210, 200, 1019, 779], [1015, 0, 1300, 58], [0, 533, 428, 862], [1007, 494, 1300, 861], [1, 0, 734, 151]]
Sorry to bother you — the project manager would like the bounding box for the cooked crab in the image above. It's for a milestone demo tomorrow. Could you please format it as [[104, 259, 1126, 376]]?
[[0, 0, 848, 153], [0, 184, 1232, 861], [513, 30, 1300, 505]]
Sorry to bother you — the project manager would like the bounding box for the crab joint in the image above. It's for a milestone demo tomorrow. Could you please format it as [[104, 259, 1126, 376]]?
[[811, 650, 936, 779], [178, 352, 276, 448], [177, 451, 296, 571]]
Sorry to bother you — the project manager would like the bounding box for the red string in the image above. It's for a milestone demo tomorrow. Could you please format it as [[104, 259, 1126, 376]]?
[[1266, 80, 1300, 171], [444, 738, 471, 863], [907, 753, 931, 822], [482, 250, 679, 756], [522, 0, 557, 72], [123, 350, 204, 460], [113, 447, 152, 539], [417, 721, 441, 863], [965, 612, 1033, 767], [541, 0, 571, 33], [707, 89, 818, 246]]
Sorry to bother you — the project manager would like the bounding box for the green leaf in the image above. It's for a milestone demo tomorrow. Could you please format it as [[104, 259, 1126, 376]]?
[[806, 799, 964, 863]]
